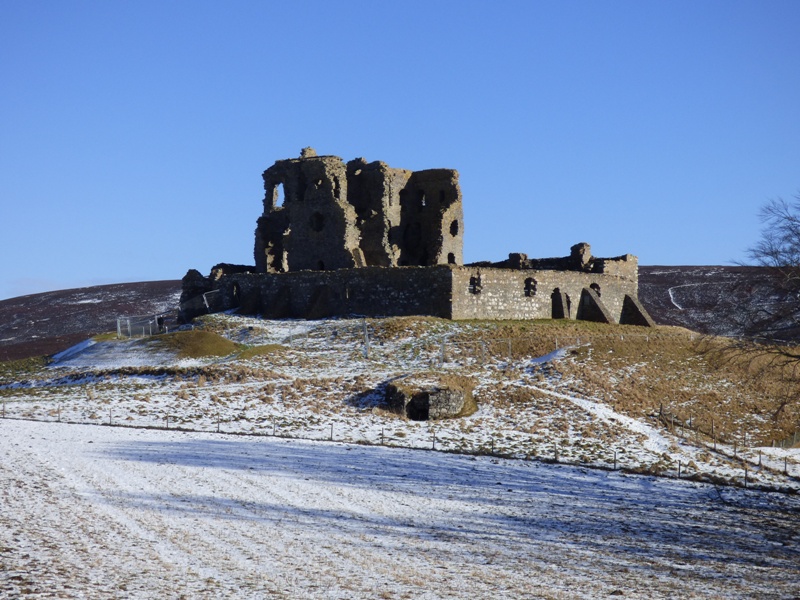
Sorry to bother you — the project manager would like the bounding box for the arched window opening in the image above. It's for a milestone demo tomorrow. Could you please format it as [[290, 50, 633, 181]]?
[[317, 261, 325, 271], [232, 283, 242, 308], [450, 220, 459, 237], [274, 183, 285, 208], [590, 283, 601, 296]]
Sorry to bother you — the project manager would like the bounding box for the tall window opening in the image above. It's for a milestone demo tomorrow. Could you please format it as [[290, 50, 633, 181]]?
[[274, 183, 285, 207], [524, 277, 537, 297], [469, 274, 482, 294]]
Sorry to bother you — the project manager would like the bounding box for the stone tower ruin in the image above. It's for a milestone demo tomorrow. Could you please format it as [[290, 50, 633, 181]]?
[[254, 148, 463, 273]]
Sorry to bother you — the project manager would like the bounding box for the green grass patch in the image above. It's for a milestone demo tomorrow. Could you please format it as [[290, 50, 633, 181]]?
[[153, 330, 240, 359]]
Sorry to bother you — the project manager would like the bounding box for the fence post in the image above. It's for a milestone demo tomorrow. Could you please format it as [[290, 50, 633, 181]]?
[[432, 430, 436, 450], [330, 423, 333, 441], [614, 450, 617, 470]]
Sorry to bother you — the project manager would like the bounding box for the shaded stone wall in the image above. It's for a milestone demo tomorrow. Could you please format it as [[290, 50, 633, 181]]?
[[254, 150, 463, 274], [346, 159, 409, 267], [257, 153, 360, 273], [218, 267, 455, 320]]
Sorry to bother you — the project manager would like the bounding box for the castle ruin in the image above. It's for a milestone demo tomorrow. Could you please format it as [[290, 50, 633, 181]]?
[[255, 147, 463, 273], [180, 149, 653, 327]]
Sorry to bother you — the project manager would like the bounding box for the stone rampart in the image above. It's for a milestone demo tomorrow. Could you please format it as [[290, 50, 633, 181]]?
[[184, 265, 652, 325], [218, 267, 454, 320], [450, 267, 640, 322]]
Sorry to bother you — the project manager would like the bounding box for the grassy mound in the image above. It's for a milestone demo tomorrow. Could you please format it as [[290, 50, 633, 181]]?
[[154, 330, 240, 359]]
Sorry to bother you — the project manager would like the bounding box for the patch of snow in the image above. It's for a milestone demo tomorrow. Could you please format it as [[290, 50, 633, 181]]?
[[529, 348, 568, 364], [51, 339, 97, 363]]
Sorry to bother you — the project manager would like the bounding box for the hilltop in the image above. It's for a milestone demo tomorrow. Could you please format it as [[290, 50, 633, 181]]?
[[0, 265, 786, 363]]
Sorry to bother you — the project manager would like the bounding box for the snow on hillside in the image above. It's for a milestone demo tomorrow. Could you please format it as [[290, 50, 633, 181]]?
[[2, 419, 799, 599], [3, 315, 798, 491]]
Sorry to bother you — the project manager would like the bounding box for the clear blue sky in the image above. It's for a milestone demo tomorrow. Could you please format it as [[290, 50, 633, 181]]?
[[2, 1, 799, 300]]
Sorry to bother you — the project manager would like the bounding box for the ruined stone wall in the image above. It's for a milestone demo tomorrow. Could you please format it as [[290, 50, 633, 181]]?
[[593, 255, 639, 281], [449, 267, 639, 322], [257, 153, 360, 273], [194, 265, 650, 325], [397, 169, 463, 267], [217, 267, 455, 320], [254, 150, 463, 274], [346, 159, 409, 267]]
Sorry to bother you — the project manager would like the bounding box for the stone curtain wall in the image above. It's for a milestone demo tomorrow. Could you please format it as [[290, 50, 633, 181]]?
[[208, 266, 646, 324], [221, 267, 455, 320], [449, 267, 639, 323]]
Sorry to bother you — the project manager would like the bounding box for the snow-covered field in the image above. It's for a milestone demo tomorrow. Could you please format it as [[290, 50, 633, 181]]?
[[3, 315, 800, 598], [2, 419, 799, 599]]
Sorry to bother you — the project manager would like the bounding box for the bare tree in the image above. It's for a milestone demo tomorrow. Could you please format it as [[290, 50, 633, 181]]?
[[741, 194, 800, 343]]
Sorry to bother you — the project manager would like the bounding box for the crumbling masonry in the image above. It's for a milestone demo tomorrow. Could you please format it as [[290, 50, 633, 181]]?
[[180, 149, 654, 327]]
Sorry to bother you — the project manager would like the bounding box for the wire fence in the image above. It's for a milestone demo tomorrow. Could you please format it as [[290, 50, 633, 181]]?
[[1, 405, 795, 492], [116, 313, 178, 339]]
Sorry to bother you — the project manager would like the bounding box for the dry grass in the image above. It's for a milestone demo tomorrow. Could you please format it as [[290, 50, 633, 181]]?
[[237, 344, 285, 360]]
